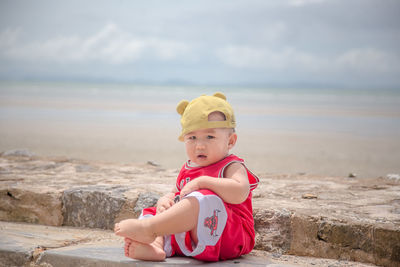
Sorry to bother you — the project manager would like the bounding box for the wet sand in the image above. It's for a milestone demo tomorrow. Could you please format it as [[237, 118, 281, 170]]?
[[1, 117, 399, 178]]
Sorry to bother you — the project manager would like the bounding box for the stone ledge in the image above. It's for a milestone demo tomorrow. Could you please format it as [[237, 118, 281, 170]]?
[[0, 188, 63, 226], [1, 153, 399, 266], [289, 214, 400, 267], [3, 189, 398, 266], [0, 221, 376, 267]]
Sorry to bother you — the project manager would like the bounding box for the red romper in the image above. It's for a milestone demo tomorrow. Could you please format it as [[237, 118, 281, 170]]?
[[140, 154, 259, 261]]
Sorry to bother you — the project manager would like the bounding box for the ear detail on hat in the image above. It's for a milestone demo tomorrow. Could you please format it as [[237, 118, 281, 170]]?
[[213, 92, 226, 101], [176, 100, 189, 115]]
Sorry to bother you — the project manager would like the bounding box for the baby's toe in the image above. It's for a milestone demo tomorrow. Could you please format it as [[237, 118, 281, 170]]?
[[124, 240, 131, 256], [114, 223, 120, 233]]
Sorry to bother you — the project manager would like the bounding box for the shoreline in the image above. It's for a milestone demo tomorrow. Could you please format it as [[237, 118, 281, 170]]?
[[1, 82, 400, 179]]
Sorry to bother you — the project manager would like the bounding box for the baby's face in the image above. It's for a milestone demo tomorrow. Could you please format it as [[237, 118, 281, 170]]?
[[183, 127, 236, 167]]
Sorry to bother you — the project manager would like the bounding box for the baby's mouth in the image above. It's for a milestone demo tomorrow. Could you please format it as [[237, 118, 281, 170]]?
[[197, 154, 207, 159]]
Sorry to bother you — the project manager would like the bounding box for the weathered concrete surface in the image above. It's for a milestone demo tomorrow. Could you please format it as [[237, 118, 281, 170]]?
[[0, 221, 376, 267], [62, 186, 128, 229], [253, 208, 292, 253], [0, 187, 63, 226], [0, 152, 399, 266], [289, 214, 400, 267], [252, 173, 400, 266]]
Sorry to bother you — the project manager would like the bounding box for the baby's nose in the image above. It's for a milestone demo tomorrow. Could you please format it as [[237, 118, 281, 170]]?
[[195, 140, 206, 149]]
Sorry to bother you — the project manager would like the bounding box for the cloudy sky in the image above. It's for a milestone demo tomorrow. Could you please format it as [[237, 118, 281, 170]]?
[[0, 0, 399, 88]]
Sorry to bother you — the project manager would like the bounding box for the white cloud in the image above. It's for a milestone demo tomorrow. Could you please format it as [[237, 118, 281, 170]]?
[[217, 44, 400, 80], [0, 23, 191, 64], [0, 28, 21, 48], [335, 48, 399, 74], [288, 0, 327, 6], [216, 45, 322, 72]]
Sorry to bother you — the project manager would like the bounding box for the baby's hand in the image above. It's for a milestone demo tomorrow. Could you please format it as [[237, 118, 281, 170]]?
[[180, 179, 201, 198], [156, 195, 174, 213]]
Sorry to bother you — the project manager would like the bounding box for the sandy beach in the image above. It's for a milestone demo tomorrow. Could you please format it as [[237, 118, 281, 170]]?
[[1, 120, 399, 178], [1, 81, 400, 178]]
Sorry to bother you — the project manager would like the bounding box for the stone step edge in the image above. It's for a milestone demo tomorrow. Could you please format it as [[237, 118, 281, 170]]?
[[1, 186, 399, 266], [1, 244, 228, 267], [0, 220, 271, 267], [0, 221, 378, 267]]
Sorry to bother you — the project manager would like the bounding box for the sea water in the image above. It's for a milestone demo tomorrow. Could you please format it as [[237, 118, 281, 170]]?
[[1, 81, 399, 136]]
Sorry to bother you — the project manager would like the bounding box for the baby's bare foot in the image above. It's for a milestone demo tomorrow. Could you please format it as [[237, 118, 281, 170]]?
[[114, 219, 156, 244], [124, 238, 132, 257], [125, 238, 166, 261]]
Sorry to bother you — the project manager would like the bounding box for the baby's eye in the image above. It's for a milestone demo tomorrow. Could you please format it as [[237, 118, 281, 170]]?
[[188, 136, 196, 140], [207, 135, 215, 139]]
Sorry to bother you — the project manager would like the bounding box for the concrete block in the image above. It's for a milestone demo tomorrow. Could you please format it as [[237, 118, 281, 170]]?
[[62, 186, 127, 229], [0, 188, 63, 226], [253, 208, 292, 254]]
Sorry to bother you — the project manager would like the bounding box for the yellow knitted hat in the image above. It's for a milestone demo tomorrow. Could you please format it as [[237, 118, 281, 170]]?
[[176, 92, 236, 141]]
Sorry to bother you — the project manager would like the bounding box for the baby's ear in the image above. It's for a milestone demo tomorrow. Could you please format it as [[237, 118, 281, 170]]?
[[213, 92, 226, 101], [176, 100, 189, 115]]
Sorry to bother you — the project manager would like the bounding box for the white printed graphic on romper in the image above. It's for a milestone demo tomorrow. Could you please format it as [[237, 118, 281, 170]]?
[[204, 209, 220, 237], [180, 177, 191, 189]]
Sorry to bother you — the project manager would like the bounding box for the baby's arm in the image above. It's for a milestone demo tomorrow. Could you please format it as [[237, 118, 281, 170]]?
[[156, 187, 178, 213], [180, 163, 250, 204]]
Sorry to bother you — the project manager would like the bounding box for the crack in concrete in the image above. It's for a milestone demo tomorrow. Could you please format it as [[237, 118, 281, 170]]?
[[30, 237, 93, 266]]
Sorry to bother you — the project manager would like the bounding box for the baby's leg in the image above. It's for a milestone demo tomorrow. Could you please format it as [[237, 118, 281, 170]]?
[[124, 237, 166, 261], [115, 197, 199, 244]]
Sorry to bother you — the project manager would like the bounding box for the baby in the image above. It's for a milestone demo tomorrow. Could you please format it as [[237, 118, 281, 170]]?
[[114, 92, 259, 261]]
